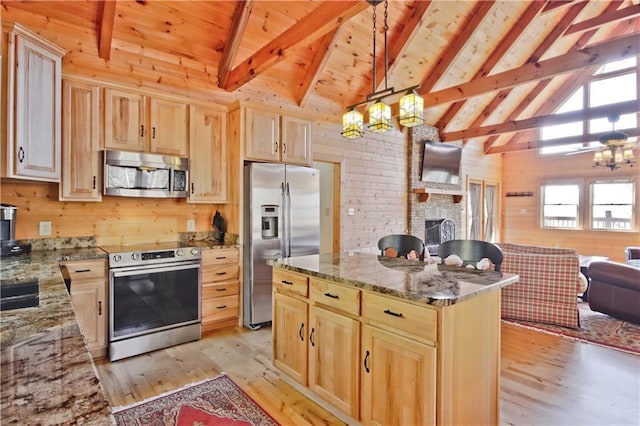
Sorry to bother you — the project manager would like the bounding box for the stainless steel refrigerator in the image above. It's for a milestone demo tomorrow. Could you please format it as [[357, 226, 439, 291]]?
[[243, 163, 320, 329]]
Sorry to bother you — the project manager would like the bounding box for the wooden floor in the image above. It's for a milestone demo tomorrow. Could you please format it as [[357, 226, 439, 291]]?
[[95, 322, 640, 425]]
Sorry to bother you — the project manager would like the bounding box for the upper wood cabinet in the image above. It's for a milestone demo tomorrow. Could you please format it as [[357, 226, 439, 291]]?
[[104, 88, 188, 157], [1, 23, 65, 182], [245, 106, 312, 165], [188, 105, 228, 203], [60, 80, 102, 201]]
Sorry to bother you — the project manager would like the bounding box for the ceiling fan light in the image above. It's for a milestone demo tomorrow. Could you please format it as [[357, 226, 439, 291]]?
[[622, 147, 635, 161], [593, 151, 603, 163], [341, 109, 364, 139], [399, 90, 424, 128], [602, 148, 613, 161], [368, 101, 392, 133]]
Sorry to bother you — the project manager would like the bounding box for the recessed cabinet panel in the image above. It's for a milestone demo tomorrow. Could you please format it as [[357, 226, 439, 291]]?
[[245, 108, 279, 162], [273, 291, 308, 385], [149, 98, 188, 157], [281, 115, 312, 165], [104, 89, 145, 152]]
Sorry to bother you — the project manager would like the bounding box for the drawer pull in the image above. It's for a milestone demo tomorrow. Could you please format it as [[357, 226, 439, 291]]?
[[324, 292, 339, 299], [216, 304, 227, 309], [216, 272, 227, 276], [281, 280, 293, 285], [309, 327, 315, 347], [216, 287, 227, 292], [299, 323, 305, 341], [384, 309, 404, 318], [216, 256, 227, 260], [75, 269, 91, 273], [364, 350, 370, 373]]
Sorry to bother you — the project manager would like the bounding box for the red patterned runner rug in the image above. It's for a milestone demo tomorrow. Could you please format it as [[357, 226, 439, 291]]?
[[112, 373, 279, 426], [504, 302, 640, 356]]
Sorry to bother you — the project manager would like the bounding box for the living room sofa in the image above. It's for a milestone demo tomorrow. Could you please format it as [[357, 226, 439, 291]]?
[[587, 261, 640, 325], [497, 243, 586, 329]]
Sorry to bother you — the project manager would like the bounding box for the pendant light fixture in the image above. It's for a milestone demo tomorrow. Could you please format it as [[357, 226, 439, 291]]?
[[592, 115, 636, 171], [341, 0, 424, 139]]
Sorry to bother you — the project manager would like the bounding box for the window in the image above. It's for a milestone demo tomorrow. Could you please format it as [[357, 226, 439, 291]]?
[[468, 179, 499, 241], [540, 57, 638, 155], [541, 183, 580, 229], [591, 180, 635, 230]]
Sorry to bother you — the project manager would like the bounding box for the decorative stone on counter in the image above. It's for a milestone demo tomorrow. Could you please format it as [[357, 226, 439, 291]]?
[[271, 252, 519, 306]]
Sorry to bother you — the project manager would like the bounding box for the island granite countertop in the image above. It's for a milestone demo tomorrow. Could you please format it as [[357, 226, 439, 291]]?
[[272, 252, 519, 306]]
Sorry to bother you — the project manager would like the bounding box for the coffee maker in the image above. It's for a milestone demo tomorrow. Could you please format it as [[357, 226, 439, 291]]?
[[1, 204, 31, 257]]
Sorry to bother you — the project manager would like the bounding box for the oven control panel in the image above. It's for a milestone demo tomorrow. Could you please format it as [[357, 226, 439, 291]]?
[[109, 246, 201, 267]]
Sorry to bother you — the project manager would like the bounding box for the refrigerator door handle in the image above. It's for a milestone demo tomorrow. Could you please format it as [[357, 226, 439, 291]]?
[[286, 182, 292, 257], [281, 182, 287, 257]]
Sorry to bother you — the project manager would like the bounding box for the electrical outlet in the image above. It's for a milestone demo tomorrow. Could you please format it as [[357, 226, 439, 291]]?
[[39, 221, 52, 236], [348, 208, 355, 216], [187, 219, 195, 232]]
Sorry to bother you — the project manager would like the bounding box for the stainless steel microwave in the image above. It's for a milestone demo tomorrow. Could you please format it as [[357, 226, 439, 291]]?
[[104, 150, 188, 198]]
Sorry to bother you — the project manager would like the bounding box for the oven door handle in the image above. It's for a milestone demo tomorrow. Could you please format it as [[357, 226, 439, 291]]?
[[110, 261, 200, 277]]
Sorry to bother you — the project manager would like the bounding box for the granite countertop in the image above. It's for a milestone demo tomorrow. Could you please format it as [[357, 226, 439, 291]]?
[[0, 248, 114, 425], [272, 252, 519, 306]]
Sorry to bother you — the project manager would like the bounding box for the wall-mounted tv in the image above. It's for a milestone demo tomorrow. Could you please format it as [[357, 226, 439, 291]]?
[[420, 141, 462, 185]]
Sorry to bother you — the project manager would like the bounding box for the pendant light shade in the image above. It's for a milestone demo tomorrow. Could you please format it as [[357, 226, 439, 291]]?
[[399, 90, 424, 127], [341, 108, 365, 140], [368, 101, 392, 133]]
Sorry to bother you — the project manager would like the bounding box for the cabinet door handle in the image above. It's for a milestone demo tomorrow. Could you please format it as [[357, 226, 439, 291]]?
[[282, 143, 287, 154], [298, 323, 304, 341], [281, 280, 293, 285], [191, 182, 195, 194], [98, 301, 102, 316], [92, 176, 97, 189], [364, 350, 370, 373], [274, 141, 279, 153], [18, 147, 25, 163], [140, 124, 144, 137], [309, 327, 315, 347], [384, 309, 404, 318], [152, 126, 156, 139], [216, 304, 227, 309], [324, 292, 339, 299]]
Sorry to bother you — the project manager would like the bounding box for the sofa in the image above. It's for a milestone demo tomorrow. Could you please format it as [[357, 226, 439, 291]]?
[[587, 261, 640, 325], [497, 243, 586, 329]]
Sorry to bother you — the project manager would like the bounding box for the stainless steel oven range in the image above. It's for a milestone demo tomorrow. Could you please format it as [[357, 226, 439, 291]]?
[[103, 243, 201, 361]]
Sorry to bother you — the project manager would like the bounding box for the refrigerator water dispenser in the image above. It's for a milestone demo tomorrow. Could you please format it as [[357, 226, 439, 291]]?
[[261, 205, 279, 239]]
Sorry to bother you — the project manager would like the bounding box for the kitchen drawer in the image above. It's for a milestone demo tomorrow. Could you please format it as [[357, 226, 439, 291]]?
[[310, 277, 360, 316], [202, 294, 239, 323], [362, 292, 437, 344], [201, 248, 239, 266], [203, 281, 239, 298], [61, 259, 107, 282], [273, 269, 308, 297], [202, 263, 238, 283]]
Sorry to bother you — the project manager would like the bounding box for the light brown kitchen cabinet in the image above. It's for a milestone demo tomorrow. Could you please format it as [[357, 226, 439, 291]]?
[[188, 105, 228, 203], [61, 259, 108, 359], [273, 290, 309, 385], [244, 106, 312, 165], [104, 88, 188, 157], [1, 23, 65, 182], [201, 247, 240, 332], [60, 80, 102, 201]]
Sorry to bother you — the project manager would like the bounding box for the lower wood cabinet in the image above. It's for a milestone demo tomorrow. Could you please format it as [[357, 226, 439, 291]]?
[[201, 247, 240, 332], [273, 291, 308, 384], [61, 259, 108, 359]]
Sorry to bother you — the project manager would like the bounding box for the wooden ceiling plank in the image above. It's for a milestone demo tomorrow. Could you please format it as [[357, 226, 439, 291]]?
[[222, 1, 369, 92], [217, 0, 254, 89], [296, 27, 343, 107], [442, 100, 639, 141], [373, 0, 432, 90], [98, 0, 117, 60], [419, 1, 494, 93], [486, 127, 640, 154], [564, 3, 640, 36], [435, 1, 546, 131]]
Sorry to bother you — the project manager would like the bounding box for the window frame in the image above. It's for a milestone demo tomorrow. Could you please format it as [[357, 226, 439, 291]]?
[[540, 180, 582, 229], [589, 178, 636, 232]]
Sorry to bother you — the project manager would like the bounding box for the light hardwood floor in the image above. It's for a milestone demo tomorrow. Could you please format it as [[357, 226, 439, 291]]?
[[95, 322, 640, 425]]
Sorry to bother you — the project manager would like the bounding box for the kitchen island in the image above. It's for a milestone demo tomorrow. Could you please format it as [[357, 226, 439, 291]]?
[[270, 252, 519, 426]]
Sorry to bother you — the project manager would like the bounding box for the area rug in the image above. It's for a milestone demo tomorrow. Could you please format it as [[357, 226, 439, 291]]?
[[504, 302, 640, 356], [112, 373, 279, 425]]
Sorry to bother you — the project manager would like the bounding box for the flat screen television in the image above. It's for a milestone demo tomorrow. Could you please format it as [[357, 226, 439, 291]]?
[[420, 141, 462, 185]]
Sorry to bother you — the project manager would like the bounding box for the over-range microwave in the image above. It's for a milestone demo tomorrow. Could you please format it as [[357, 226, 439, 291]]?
[[104, 150, 188, 198]]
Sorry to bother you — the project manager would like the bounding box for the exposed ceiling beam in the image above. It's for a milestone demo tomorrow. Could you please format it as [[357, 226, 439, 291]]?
[[564, 3, 640, 35], [217, 0, 254, 89], [435, 1, 546, 131], [98, 0, 117, 60], [418, 1, 494, 93], [222, 1, 369, 92], [541, 1, 575, 14], [420, 31, 640, 108], [486, 127, 640, 154], [441, 100, 639, 142], [295, 27, 342, 107]]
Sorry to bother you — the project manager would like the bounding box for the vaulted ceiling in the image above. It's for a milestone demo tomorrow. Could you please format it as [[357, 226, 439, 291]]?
[[3, 0, 640, 153]]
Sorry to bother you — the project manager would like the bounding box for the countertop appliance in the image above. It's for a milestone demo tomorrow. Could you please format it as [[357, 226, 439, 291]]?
[[243, 163, 320, 329], [0, 204, 31, 257], [104, 150, 188, 198], [103, 242, 201, 361]]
